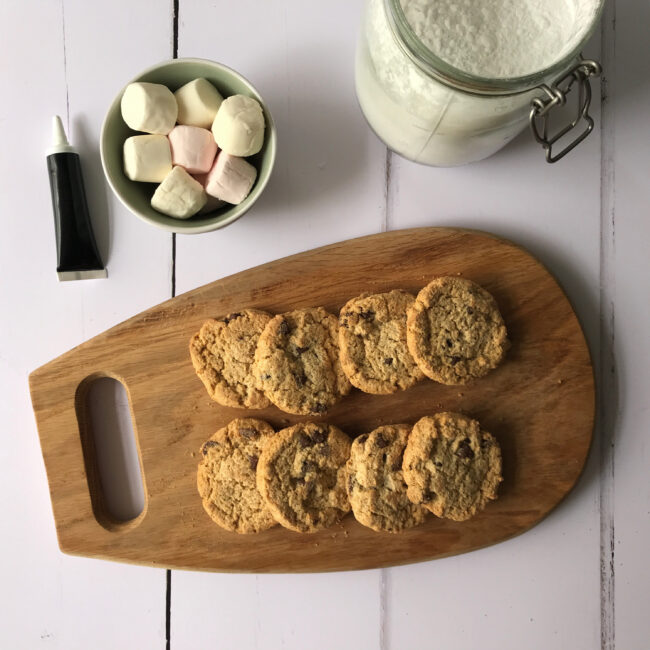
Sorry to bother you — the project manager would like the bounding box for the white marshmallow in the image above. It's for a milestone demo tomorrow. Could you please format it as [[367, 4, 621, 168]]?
[[174, 78, 224, 129], [121, 82, 178, 135], [192, 173, 226, 214], [168, 125, 217, 174], [151, 166, 207, 219], [205, 152, 257, 205], [123, 135, 172, 183], [211, 95, 265, 157]]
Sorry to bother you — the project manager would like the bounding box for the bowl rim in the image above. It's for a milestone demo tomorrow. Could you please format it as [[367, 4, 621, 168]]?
[[100, 57, 277, 235]]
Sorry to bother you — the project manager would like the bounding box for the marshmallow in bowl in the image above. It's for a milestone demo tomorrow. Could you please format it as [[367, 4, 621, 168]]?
[[168, 125, 217, 174], [121, 82, 178, 135], [151, 166, 207, 219], [211, 95, 265, 156], [205, 152, 257, 205], [193, 173, 227, 214], [174, 78, 224, 129], [123, 134, 172, 182]]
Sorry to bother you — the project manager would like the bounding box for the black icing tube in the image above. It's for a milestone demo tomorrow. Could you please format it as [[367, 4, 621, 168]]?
[[46, 116, 107, 281]]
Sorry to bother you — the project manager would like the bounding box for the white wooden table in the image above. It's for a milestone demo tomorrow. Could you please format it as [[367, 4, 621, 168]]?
[[1, 1, 647, 648]]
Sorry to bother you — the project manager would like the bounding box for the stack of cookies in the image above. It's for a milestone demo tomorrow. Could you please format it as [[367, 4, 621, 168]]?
[[190, 276, 509, 415], [191, 275, 507, 535], [197, 412, 502, 534]]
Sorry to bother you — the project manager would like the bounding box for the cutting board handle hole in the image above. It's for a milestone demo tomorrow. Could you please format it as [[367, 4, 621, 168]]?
[[76, 375, 146, 531]]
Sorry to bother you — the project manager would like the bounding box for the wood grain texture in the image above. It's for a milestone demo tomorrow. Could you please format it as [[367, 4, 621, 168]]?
[[29, 227, 595, 572]]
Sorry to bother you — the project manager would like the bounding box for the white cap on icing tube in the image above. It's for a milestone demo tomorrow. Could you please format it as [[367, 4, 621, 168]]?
[[47, 115, 76, 155]]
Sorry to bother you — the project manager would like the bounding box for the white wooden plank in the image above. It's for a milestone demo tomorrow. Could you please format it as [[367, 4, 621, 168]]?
[[385, 488, 600, 650], [610, 0, 650, 647], [174, 0, 386, 293], [172, 571, 382, 650], [383, 43, 603, 650], [0, 1, 172, 647], [172, 2, 385, 648]]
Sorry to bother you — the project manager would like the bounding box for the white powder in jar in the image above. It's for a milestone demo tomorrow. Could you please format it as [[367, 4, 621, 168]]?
[[356, 0, 601, 165], [400, 0, 596, 78]]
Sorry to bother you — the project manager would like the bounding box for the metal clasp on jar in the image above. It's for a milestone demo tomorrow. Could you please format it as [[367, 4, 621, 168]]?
[[530, 59, 602, 163]]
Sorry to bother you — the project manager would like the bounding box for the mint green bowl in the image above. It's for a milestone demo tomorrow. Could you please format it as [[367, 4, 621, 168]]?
[[100, 58, 276, 234]]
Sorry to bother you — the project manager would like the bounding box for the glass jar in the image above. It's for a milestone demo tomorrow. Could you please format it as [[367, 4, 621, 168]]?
[[355, 0, 604, 166]]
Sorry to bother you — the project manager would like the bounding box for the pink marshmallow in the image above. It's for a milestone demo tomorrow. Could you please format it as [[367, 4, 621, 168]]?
[[205, 152, 257, 205], [192, 173, 227, 214], [168, 125, 217, 174]]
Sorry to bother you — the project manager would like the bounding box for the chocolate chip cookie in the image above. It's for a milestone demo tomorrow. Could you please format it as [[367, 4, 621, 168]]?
[[253, 307, 351, 415], [406, 277, 508, 385], [197, 418, 277, 534], [190, 309, 272, 408], [346, 424, 427, 533], [339, 290, 425, 394], [256, 422, 351, 533], [402, 412, 502, 521]]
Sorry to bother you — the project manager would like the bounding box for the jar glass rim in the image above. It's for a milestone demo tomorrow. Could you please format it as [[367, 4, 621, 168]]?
[[385, 0, 606, 94]]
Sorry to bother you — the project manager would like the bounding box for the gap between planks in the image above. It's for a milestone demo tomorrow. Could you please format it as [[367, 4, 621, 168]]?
[[60, 0, 70, 133], [599, 1, 617, 650], [168, 2, 180, 649]]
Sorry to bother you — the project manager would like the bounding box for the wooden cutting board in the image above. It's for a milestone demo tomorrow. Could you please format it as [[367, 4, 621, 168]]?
[[29, 227, 595, 572]]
